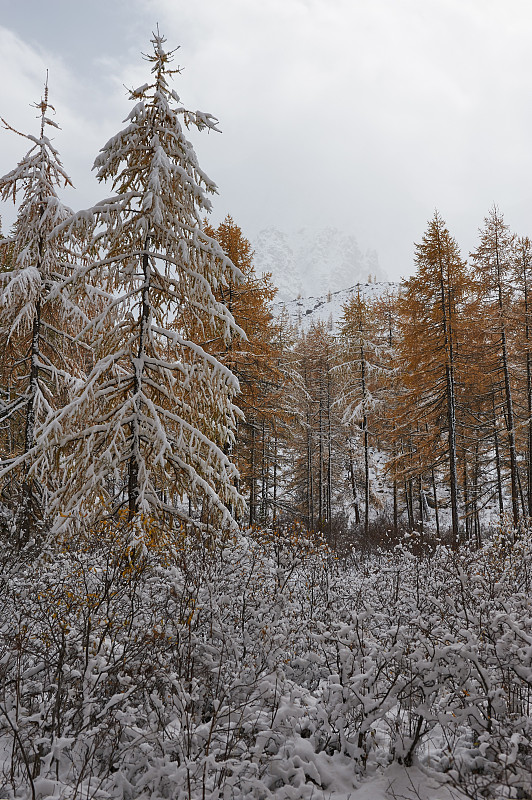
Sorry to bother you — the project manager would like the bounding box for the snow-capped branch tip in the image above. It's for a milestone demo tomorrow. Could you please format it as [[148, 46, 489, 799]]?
[[33, 71, 58, 138], [127, 28, 182, 100], [140, 25, 182, 79], [124, 31, 221, 134]]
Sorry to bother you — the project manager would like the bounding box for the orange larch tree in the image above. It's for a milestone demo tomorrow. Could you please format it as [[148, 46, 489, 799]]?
[[204, 215, 284, 524], [396, 212, 470, 541]]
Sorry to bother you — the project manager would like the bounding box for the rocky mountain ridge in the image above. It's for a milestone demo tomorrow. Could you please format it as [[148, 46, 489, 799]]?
[[252, 226, 386, 302], [272, 280, 399, 333]]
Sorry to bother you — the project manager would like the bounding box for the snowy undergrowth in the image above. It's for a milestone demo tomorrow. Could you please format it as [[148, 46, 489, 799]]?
[[1, 524, 532, 799]]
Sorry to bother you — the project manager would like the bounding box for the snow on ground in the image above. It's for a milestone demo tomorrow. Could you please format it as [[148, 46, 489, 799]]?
[[348, 764, 468, 800]]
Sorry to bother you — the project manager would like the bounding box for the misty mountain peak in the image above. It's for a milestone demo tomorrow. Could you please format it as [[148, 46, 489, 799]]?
[[252, 226, 386, 301]]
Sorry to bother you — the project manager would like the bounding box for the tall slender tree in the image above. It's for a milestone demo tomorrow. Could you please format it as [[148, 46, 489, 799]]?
[[203, 215, 284, 522], [37, 32, 244, 534], [0, 83, 81, 544], [470, 207, 520, 529], [514, 235, 532, 517], [396, 212, 469, 541], [337, 291, 389, 535], [372, 288, 401, 532]]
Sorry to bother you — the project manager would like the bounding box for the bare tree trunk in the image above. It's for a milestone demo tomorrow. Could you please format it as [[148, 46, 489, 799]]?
[[128, 236, 150, 520], [501, 322, 519, 528], [349, 445, 361, 525], [318, 398, 323, 526], [527, 347, 532, 518], [431, 465, 440, 538], [361, 346, 370, 537], [405, 480, 414, 530], [307, 408, 314, 530], [492, 391, 504, 519], [261, 419, 268, 521], [437, 238, 460, 542], [521, 247, 532, 518], [327, 371, 333, 536], [20, 294, 43, 547], [393, 478, 398, 535], [272, 428, 278, 529], [24, 297, 41, 455], [249, 421, 256, 526], [463, 456, 470, 541], [473, 441, 481, 546], [363, 423, 369, 536], [493, 223, 519, 528], [417, 474, 424, 536], [445, 365, 460, 541]]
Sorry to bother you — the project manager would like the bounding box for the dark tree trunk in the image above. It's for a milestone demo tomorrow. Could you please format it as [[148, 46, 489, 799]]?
[[128, 237, 151, 520]]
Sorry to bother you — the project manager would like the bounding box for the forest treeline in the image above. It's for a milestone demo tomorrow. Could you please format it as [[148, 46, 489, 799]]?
[[1, 35, 531, 551], [204, 207, 532, 547]]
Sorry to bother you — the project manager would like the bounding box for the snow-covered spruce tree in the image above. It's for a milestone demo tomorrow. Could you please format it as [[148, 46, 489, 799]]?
[[336, 291, 391, 536], [44, 33, 244, 535], [0, 86, 83, 546]]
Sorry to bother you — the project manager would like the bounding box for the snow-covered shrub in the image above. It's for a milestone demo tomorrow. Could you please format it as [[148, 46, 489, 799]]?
[[1, 523, 532, 799]]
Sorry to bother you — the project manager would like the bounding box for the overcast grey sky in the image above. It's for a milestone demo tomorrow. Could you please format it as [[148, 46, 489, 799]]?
[[1, 0, 531, 280]]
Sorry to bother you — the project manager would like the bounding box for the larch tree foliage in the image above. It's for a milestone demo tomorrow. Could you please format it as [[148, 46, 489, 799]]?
[[203, 215, 278, 398], [470, 207, 520, 529], [203, 215, 283, 524], [41, 32, 244, 534], [397, 212, 469, 542], [0, 84, 81, 545]]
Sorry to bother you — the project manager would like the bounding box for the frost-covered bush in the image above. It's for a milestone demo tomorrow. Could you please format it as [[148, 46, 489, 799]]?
[[1, 523, 531, 799]]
